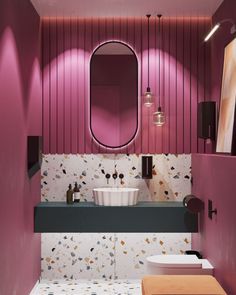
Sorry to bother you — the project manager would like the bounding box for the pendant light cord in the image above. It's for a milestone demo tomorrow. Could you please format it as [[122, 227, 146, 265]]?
[[146, 14, 151, 89], [158, 14, 162, 109]]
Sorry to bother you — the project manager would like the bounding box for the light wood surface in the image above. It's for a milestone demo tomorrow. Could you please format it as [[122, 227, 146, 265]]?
[[142, 275, 227, 295]]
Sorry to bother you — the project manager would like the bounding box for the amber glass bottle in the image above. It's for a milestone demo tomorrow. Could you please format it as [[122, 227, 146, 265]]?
[[73, 182, 80, 203], [66, 184, 74, 204]]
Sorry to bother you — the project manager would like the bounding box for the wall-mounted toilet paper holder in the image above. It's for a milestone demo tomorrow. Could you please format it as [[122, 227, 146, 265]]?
[[208, 199, 217, 219]]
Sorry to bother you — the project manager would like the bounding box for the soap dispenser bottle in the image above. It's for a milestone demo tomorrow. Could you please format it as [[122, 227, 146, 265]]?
[[73, 182, 80, 203], [66, 184, 74, 204]]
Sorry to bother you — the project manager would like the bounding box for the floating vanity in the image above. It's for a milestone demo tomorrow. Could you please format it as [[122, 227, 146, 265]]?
[[34, 202, 198, 233]]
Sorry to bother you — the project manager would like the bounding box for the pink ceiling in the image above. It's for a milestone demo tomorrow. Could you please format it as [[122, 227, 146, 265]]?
[[31, 0, 223, 17]]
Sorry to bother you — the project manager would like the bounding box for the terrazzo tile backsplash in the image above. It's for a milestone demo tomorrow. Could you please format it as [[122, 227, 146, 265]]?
[[41, 154, 191, 279], [41, 154, 191, 202], [41, 233, 191, 279]]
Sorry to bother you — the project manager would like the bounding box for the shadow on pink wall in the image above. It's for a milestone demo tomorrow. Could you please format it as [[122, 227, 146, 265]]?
[[0, 1, 41, 294]]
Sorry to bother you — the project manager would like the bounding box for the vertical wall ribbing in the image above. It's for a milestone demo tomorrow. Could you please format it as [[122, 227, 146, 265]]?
[[42, 17, 211, 154]]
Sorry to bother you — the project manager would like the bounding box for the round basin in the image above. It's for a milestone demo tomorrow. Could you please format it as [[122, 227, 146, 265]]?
[[93, 187, 139, 206]]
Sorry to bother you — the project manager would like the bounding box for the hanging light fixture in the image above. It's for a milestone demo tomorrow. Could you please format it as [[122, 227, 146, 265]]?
[[153, 14, 165, 126], [143, 14, 153, 107]]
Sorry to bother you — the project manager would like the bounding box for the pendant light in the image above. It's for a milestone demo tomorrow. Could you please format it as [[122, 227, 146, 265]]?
[[153, 14, 165, 126], [144, 14, 153, 107]]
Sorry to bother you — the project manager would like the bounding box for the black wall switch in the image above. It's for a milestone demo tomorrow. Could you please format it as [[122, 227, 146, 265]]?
[[142, 156, 153, 179], [197, 101, 216, 140], [28, 136, 42, 178]]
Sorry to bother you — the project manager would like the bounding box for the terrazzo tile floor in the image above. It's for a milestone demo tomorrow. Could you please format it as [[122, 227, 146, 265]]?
[[32, 280, 142, 295]]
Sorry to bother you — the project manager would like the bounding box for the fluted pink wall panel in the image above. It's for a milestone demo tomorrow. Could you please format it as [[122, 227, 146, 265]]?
[[42, 17, 211, 154]]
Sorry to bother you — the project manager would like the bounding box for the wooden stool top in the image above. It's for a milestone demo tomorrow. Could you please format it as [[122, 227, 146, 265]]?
[[142, 275, 227, 295]]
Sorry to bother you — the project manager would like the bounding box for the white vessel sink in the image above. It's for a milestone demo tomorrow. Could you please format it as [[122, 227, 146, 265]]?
[[93, 187, 139, 206]]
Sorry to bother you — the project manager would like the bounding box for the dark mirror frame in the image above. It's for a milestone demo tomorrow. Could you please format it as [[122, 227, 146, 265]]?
[[89, 41, 139, 149]]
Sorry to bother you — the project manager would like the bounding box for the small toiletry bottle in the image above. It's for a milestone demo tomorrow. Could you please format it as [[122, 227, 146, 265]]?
[[66, 184, 74, 204], [73, 182, 80, 203]]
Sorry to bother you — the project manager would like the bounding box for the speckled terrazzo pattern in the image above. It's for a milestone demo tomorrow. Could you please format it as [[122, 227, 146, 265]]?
[[41, 154, 191, 202], [32, 279, 142, 295], [114, 233, 191, 279], [41, 233, 115, 280], [41, 233, 191, 279], [41, 154, 192, 280]]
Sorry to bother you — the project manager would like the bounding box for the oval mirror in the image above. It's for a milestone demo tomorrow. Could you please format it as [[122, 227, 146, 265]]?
[[90, 41, 138, 148]]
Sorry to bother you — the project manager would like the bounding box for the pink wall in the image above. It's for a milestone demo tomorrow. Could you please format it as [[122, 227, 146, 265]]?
[[191, 2, 236, 294], [0, 1, 41, 295], [192, 154, 236, 295], [42, 17, 211, 154]]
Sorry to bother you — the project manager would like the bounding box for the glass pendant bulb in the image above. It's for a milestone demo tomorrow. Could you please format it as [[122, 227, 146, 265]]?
[[144, 87, 153, 107], [144, 14, 153, 108], [153, 106, 165, 126], [153, 15, 165, 127]]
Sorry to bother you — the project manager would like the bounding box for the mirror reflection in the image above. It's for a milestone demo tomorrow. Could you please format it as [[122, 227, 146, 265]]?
[[90, 41, 138, 148]]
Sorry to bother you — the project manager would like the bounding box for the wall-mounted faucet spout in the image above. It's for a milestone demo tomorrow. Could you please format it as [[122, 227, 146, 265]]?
[[112, 171, 118, 180]]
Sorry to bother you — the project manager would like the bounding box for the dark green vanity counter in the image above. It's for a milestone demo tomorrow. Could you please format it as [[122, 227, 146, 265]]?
[[34, 202, 198, 233]]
